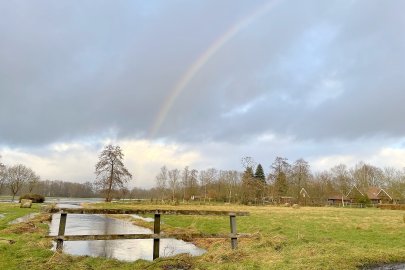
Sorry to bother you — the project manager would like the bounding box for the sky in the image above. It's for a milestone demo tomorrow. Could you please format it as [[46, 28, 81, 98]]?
[[1, 0, 405, 188]]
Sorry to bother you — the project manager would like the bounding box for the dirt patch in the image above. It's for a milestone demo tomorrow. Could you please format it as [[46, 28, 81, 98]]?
[[144, 254, 194, 270]]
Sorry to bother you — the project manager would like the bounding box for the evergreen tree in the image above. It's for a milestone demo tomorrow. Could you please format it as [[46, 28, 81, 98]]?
[[254, 164, 266, 183]]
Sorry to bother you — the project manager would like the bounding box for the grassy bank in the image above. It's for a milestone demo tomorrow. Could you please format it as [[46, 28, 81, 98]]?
[[1, 202, 405, 269]]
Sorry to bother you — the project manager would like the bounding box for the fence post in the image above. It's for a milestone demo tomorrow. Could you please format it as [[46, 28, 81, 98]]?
[[153, 212, 161, 260], [56, 212, 67, 251], [230, 213, 237, 249]]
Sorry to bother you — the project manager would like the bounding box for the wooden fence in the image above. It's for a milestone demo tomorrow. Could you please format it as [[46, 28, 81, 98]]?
[[49, 208, 250, 260]]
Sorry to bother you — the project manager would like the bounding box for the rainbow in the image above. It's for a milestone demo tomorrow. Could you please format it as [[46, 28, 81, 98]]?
[[149, 0, 281, 138]]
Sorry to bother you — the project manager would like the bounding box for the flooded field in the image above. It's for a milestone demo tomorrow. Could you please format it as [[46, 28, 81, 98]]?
[[49, 210, 206, 261], [8, 213, 39, 224]]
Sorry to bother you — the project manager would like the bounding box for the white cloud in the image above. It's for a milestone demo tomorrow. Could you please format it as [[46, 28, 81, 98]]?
[[1, 139, 201, 188]]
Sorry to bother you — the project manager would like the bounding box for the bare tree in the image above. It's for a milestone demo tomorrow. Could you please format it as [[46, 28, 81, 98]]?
[[0, 155, 5, 193], [168, 168, 180, 201], [155, 166, 168, 201], [95, 145, 132, 202], [199, 168, 217, 202], [6, 164, 39, 201], [351, 162, 383, 190], [189, 169, 199, 199], [181, 166, 190, 202], [331, 164, 352, 195], [221, 170, 240, 203], [291, 158, 311, 201], [241, 156, 256, 170], [27, 175, 40, 193]]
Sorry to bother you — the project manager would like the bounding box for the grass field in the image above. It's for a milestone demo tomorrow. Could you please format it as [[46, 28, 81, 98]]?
[[1, 202, 405, 269]]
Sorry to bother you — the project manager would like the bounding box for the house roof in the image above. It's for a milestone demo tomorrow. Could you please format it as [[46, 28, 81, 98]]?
[[347, 186, 393, 201], [346, 185, 364, 197], [377, 188, 393, 200], [299, 187, 310, 198], [365, 186, 381, 200]]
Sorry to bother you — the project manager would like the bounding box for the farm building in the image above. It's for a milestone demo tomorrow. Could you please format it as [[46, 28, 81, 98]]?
[[327, 194, 351, 206], [346, 186, 393, 204]]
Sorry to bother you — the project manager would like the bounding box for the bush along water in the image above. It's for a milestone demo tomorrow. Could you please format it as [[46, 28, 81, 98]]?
[[19, 193, 45, 203]]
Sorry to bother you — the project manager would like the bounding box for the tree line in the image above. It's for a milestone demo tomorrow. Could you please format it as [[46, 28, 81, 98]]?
[[2, 150, 405, 204], [0, 146, 132, 201], [151, 156, 405, 204]]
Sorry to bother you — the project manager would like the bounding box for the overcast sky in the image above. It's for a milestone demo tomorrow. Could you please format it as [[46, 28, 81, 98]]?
[[1, 0, 405, 188]]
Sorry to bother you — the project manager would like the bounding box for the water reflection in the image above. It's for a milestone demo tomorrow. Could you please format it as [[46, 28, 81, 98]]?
[[55, 203, 82, 209], [49, 214, 205, 261], [130, 214, 154, 222]]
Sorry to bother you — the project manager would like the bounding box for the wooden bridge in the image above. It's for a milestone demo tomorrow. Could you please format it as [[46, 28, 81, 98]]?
[[49, 208, 250, 260]]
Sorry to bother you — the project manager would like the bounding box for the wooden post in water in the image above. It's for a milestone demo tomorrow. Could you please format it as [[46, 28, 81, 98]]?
[[230, 213, 237, 249], [56, 212, 67, 251], [153, 213, 161, 260]]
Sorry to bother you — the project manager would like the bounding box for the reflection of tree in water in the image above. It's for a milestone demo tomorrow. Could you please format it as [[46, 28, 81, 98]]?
[[87, 215, 115, 258], [162, 243, 176, 257]]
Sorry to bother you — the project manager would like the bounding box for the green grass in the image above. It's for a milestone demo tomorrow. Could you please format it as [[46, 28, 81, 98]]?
[[1, 202, 405, 269]]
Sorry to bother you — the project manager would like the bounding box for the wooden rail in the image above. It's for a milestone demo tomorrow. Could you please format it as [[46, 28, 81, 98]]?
[[49, 208, 249, 216], [50, 208, 250, 260]]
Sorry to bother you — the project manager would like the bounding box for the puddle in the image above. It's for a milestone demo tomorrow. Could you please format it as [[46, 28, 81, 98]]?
[[49, 213, 206, 261], [130, 214, 154, 222], [364, 264, 405, 270], [55, 203, 83, 209], [8, 213, 39, 224]]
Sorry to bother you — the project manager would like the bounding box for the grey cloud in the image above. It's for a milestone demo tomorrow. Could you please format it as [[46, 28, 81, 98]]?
[[1, 0, 405, 147]]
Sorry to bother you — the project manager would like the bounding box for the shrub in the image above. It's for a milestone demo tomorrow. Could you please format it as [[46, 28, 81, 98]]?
[[19, 193, 45, 203]]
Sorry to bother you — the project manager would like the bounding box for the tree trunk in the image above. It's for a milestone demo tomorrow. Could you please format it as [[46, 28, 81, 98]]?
[[106, 164, 114, 202]]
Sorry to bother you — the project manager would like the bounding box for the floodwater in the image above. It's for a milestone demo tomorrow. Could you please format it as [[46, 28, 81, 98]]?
[[8, 213, 39, 224], [49, 211, 206, 261], [365, 264, 405, 270], [130, 214, 154, 222]]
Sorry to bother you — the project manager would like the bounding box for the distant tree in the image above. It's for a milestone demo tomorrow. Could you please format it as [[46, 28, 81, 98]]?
[[241, 156, 256, 171], [274, 171, 288, 200], [221, 170, 240, 203], [155, 166, 168, 201], [95, 145, 132, 202], [189, 169, 199, 198], [351, 162, 383, 190], [331, 164, 352, 195], [27, 174, 40, 193], [254, 164, 265, 183], [199, 168, 217, 202], [168, 168, 180, 201], [291, 158, 311, 200], [241, 165, 256, 204], [6, 164, 39, 201], [0, 155, 6, 193], [181, 166, 190, 201], [269, 157, 291, 202]]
